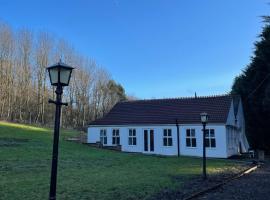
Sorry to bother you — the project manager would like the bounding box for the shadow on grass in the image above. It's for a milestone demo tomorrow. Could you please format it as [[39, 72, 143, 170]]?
[[0, 137, 29, 147]]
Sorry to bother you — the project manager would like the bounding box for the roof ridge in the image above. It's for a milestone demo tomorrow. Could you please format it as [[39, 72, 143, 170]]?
[[123, 94, 231, 103]]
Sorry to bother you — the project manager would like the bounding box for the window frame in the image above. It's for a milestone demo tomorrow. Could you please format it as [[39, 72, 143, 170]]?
[[112, 129, 120, 145], [186, 128, 197, 148], [100, 129, 107, 145], [163, 129, 173, 147], [205, 129, 216, 148], [128, 128, 137, 146]]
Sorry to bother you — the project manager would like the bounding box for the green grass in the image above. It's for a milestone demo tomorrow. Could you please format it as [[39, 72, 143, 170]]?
[[0, 121, 241, 200]]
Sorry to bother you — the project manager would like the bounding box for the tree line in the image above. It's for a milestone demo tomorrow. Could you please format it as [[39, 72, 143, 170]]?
[[232, 16, 270, 153], [0, 21, 127, 129]]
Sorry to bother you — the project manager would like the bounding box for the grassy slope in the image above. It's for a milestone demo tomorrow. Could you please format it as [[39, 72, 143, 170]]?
[[0, 121, 240, 200]]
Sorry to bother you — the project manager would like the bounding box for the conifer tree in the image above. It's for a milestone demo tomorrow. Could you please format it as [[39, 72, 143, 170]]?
[[232, 17, 270, 152]]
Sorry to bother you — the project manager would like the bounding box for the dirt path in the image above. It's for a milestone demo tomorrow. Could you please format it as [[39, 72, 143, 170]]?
[[195, 162, 270, 200]]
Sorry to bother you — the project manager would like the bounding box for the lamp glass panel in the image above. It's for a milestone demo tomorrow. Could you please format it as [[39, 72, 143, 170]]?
[[60, 68, 71, 85], [201, 115, 206, 123], [49, 68, 59, 85]]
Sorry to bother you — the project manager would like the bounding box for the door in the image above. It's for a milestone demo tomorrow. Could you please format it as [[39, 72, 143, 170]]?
[[144, 129, 154, 152]]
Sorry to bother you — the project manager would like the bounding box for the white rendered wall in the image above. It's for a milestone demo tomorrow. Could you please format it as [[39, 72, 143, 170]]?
[[236, 100, 249, 152], [88, 124, 228, 158], [225, 98, 249, 156], [180, 125, 228, 158], [226, 126, 240, 157], [87, 127, 100, 143], [88, 125, 178, 155]]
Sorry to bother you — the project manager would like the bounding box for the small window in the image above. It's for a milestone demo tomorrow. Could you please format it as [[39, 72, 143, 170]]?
[[163, 129, 173, 146], [205, 129, 216, 148], [128, 129, 137, 145], [100, 129, 107, 145], [186, 129, 196, 147], [112, 129, 120, 145]]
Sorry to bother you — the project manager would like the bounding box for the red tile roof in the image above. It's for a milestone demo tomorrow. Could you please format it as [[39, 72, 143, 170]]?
[[90, 95, 233, 126]]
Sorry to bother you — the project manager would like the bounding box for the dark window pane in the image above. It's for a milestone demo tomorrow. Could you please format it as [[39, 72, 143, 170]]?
[[168, 138, 172, 146], [186, 129, 190, 137], [144, 131, 148, 151], [192, 138, 196, 147], [133, 138, 136, 145], [163, 138, 167, 146], [129, 129, 132, 136], [168, 129, 172, 136], [205, 138, 209, 147], [150, 131, 154, 151], [211, 139, 216, 147], [133, 130, 136, 136], [210, 129, 214, 137], [117, 137, 120, 145], [164, 129, 167, 136], [112, 137, 115, 144], [104, 137, 107, 144], [191, 129, 195, 137], [205, 129, 209, 136], [128, 138, 132, 145], [186, 138, 190, 147]]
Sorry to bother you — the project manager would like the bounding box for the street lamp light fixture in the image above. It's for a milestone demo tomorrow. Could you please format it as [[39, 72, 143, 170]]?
[[47, 61, 74, 200], [200, 112, 209, 124], [47, 61, 74, 86], [200, 112, 209, 180]]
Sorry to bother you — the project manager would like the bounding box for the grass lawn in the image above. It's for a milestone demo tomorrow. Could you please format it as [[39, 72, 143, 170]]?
[[0, 121, 242, 200]]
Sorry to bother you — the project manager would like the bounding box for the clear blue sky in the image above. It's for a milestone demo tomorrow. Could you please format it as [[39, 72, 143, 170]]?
[[0, 0, 269, 98]]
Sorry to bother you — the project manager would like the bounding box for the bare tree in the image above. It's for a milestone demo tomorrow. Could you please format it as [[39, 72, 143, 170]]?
[[0, 21, 127, 129]]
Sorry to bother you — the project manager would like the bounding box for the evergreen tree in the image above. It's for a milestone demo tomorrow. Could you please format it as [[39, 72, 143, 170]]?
[[232, 17, 270, 152]]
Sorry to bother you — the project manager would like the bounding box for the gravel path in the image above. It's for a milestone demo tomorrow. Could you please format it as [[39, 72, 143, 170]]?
[[196, 162, 270, 200]]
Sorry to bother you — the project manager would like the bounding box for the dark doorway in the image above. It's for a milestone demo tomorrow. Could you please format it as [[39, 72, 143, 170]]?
[[144, 129, 154, 152]]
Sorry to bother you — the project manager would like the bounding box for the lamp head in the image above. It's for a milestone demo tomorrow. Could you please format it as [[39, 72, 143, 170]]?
[[47, 61, 74, 86], [200, 112, 209, 124]]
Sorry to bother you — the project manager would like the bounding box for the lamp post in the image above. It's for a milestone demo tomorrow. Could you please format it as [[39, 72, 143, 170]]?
[[200, 112, 209, 180], [47, 61, 74, 200]]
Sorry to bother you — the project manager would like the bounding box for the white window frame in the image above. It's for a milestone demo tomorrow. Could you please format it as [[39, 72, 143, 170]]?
[[163, 129, 173, 147], [128, 129, 137, 146], [186, 129, 196, 147], [112, 129, 120, 145], [205, 129, 216, 148], [100, 129, 107, 145]]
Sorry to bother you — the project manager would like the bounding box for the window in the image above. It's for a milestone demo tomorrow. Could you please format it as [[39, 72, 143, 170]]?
[[186, 129, 196, 147], [205, 129, 216, 148], [128, 129, 137, 145], [163, 129, 173, 146], [112, 129, 120, 145], [100, 129, 107, 145]]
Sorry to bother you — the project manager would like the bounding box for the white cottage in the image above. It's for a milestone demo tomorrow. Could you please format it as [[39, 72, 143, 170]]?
[[87, 95, 249, 158]]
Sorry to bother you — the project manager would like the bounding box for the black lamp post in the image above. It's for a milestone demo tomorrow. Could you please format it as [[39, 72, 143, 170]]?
[[200, 112, 209, 180], [47, 61, 74, 200]]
